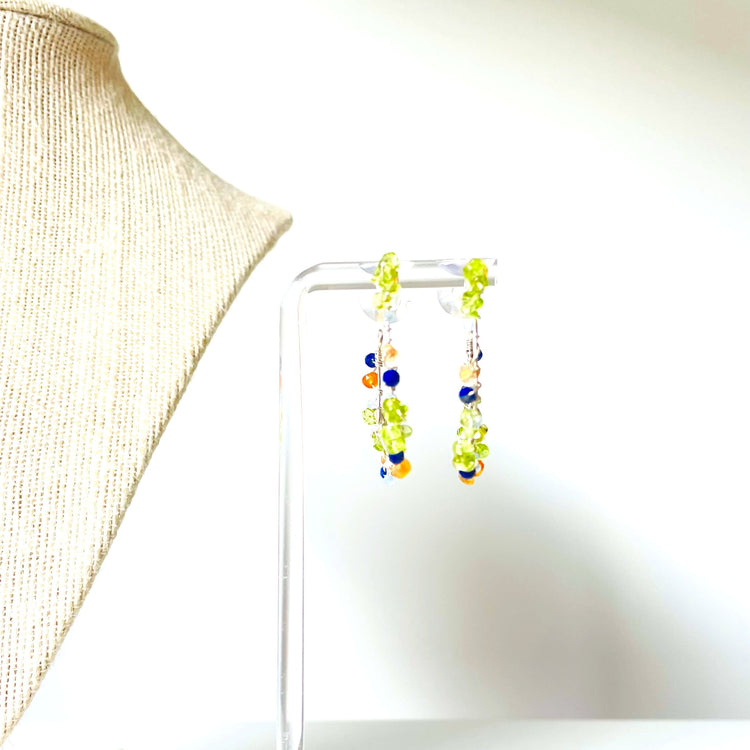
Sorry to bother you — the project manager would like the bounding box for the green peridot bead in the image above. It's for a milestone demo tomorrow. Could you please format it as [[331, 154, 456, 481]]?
[[382, 397, 408, 423], [476, 443, 490, 459], [384, 437, 407, 454], [382, 424, 404, 441], [452, 453, 477, 472], [381, 421, 409, 452], [476, 424, 488, 440], [461, 293, 484, 317], [460, 408, 483, 430], [374, 257, 400, 293], [380, 424, 411, 455], [383, 427, 408, 455], [372, 431, 384, 452], [378, 251, 399, 270], [452, 440, 474, 458], [378, 271, 399, 288], [463, 258, 488, 282], [457, 426, 475, 442], [362, 408, 377, 425], [462, 288, 481, 302]]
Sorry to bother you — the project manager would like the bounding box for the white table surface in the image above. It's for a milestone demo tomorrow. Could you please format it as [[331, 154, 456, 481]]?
[[7, 721, 750, 750]]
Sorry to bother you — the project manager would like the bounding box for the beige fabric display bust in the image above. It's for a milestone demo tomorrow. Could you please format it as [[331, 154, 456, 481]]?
[[0, 1, 292, 740]]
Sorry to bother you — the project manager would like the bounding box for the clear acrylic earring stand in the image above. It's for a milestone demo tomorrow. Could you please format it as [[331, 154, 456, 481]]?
[[278, 259, 497, 750]]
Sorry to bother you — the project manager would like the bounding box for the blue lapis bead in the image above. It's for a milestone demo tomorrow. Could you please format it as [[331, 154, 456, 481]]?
[[365, 352, 376, 368], [477, 349, 483, 361], [459, 386, 477, 403], [388, 451, 405, 465], [380, 466, 388, 478], [459, 469, 476, 479], [383, 369, 400, 387]]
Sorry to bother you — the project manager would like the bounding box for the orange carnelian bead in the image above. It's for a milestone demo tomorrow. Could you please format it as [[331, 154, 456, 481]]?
[[391, 458, 412, 479], [362, 372, 379, 389], [383, 344, 398, 366], [474, 460, 485, 478], [459, 475, 475, 486]]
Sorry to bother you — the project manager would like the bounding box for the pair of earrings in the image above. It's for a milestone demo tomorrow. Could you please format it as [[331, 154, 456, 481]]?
[[361, 253, 490, 486]]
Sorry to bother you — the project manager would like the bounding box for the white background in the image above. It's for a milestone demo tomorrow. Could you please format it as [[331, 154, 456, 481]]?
[[9, 0, 750, 745]]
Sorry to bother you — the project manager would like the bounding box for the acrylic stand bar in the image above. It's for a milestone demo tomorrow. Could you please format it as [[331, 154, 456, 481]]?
[[278, 260, 497, 750]]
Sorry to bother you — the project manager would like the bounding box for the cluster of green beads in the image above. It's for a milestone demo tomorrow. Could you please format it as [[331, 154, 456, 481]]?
[[379, 397, 412, 454], [452, 409, 489, 474], [367, 399, 412, 452], [461, 258, 489, 318], [372, 251, 400, 311]]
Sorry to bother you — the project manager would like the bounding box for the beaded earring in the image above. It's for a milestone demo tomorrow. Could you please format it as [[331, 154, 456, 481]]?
[[452, 258, 490, 485], [361, 252, 413, 482]]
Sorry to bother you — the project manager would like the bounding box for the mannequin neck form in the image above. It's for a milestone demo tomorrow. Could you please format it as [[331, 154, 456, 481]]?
[[0, 3, 293, 746], [0, 1, 115, 44], [0, 1, 121, 97]]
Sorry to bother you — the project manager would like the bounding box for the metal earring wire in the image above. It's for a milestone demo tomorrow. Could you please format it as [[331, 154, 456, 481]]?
[[361, 252, 413, 482], [452, 259, 490, 485]]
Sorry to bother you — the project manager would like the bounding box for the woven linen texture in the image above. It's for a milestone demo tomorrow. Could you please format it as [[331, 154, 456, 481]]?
[[0, 1, 292, 740]]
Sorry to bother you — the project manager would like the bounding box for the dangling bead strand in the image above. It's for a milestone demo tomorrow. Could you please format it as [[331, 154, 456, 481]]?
[[453, 259, 490, 484], [362, 252, 412, 481]]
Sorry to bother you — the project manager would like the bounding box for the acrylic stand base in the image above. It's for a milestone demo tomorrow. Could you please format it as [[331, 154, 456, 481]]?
[[278, 260, 496, 750]]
